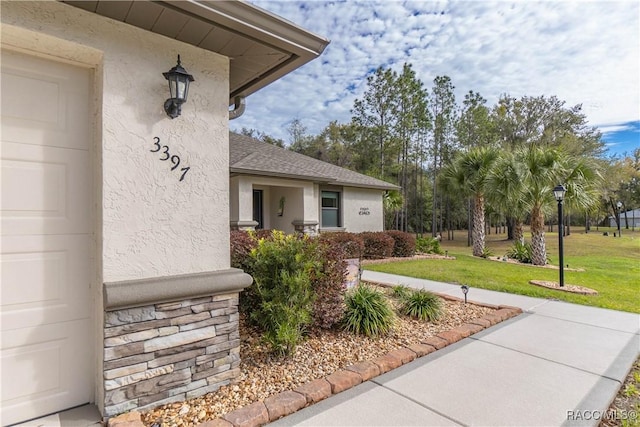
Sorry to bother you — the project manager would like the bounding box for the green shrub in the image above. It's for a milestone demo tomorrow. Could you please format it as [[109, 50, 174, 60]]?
[[480, 246, 494, 259], [415, 236, 444, 255], [237, 230, 348, 334], [506, 241, 533, 264], [399, 289, 443, 322], [258, 270, 314, 355], [360, 232, 394, 259], [318, 232, 365, 259], [391, 284, 411, 300], [385, 230, 416, 257], [343, 285, 395, 337], [245, 231, 317, 355]]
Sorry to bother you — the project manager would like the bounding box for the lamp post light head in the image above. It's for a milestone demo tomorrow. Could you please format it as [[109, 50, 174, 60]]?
[[617, 201, 623, 209], [163, 55, 194, 119], [553, 184, 567, 287], [553, 184, 567, 202], [461, 285, 469, 303]]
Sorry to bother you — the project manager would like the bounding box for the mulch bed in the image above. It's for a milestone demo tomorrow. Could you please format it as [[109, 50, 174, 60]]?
[[529, 280, 598, 295]]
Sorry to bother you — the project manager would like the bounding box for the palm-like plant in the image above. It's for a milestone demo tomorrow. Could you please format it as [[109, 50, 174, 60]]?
[[383, 190, 403, 230], [486, 151, 528, 244], [489, 147, 601, 265], [444, 147, 499, 257]]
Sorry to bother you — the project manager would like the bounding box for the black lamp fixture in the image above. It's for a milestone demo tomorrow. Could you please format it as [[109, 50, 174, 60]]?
[[461, 285, 469, 304], [163, 55, 194, 119], [553, 184, 567, 287]]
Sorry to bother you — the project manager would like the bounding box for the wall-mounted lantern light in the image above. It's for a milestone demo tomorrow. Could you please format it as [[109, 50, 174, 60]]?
[[163, 55, 194, 119]]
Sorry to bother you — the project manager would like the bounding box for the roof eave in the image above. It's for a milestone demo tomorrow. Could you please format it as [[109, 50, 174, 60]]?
[[163, 0, 330, 101], [231, 168, 399, 191], [230, 168, 335, 184]]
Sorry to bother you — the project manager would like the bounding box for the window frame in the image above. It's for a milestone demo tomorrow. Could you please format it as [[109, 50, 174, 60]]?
[[321, 190, 341, 228]]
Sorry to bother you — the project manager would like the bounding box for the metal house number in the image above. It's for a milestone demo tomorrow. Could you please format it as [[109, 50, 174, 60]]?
[[150, 137, 190, 182]]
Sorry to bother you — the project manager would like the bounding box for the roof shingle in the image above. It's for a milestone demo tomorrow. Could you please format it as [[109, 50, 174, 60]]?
[[229, 133, 398, 190]]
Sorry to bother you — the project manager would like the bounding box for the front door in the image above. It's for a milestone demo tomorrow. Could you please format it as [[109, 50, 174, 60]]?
[[253, 189, 263, 229]]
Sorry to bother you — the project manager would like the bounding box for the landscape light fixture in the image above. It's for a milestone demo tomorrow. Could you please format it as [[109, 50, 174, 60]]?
[[163, 55, 194, 119], [553, 184, 567, 287], [616, 201, 623, 237], [461, 285, 469, 303]]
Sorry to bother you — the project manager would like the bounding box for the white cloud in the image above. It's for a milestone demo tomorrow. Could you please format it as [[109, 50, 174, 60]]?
[[599, 124, 636, 135], [233, 1, 640, 144]]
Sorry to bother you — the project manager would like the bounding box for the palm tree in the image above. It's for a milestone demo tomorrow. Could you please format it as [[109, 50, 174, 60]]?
[[444, 147, 499, 257], [383, 190, 403, 230], [519, 148, 565, 265], [491, 147, 601, 265], [486, 151, 528, 244]]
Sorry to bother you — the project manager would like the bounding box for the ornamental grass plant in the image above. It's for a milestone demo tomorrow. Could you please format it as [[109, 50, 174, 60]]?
[[343, 284, 395, 337]]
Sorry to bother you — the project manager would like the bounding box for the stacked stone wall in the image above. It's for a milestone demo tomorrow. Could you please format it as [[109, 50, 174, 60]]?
[[103, 293, 240, 416]]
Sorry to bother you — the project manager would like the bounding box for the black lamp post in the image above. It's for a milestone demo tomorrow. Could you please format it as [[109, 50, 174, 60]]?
[[616, 201, 623, 237], [553, 184, 566, 287], [163, 55, 194, 119]]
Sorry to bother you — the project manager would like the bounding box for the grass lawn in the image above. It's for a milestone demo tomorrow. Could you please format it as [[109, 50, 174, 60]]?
[[365, 226, 640, 313]]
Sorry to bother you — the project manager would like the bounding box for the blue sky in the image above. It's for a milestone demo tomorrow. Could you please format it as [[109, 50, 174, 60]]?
[[234, 1, 639, 158]]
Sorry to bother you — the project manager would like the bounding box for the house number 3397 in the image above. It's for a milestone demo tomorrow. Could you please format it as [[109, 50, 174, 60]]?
[[150, 137, 190, 182]]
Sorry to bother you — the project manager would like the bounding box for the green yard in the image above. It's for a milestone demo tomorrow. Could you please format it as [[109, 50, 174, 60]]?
[[365, 227, 640, 313]]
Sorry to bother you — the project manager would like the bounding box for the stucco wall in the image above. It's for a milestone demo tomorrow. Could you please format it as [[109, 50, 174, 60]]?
[[341, 187, 385, 233], [230, 175, 318, 233], [1, 1, 231, 283], [270, 186, 303, 233]]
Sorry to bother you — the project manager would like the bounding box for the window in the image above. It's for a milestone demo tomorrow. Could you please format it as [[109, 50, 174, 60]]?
[[321, 191, 341, 227]]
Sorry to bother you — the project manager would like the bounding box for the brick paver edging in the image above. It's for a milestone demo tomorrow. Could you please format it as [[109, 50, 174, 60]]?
[[108, 292, 522, 427]]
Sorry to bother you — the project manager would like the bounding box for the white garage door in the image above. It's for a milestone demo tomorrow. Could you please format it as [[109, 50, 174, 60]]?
[[1, 50, 94, 426]]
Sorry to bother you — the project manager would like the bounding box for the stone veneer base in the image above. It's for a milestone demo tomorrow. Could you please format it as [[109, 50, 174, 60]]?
[[103, 269, 252, 418], [108, 291, 522, 427]]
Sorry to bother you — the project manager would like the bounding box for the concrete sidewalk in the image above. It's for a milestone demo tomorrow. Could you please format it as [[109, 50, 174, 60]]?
[[271, 271, 640, 427]]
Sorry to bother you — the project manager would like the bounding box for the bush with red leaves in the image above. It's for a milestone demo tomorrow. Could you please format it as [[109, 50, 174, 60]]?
[[359, 232, 394, 259], [318, 232, 365, 259], [385, 230, 416, 257]]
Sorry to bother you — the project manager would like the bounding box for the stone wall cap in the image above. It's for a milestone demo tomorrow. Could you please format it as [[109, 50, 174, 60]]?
[[104, 269, 252, 311]]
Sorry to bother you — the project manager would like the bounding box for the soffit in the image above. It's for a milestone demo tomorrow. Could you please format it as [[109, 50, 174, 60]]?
[[61, 0, 329, 104]]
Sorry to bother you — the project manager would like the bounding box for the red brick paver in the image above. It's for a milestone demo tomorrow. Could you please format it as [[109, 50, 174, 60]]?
[[108, 412, 144, 427], [372, 353, 403, 374], [294, 378, 332, 404], [325, 369, 363, 393], [222, 402, 268, 427], [345, 360, 381, 381], [388, 347, 417, 364], [437, 328, 465, 344], [407, 342, 437, 357], [421, 336, 449, 349], [264, 391, 307, 421]]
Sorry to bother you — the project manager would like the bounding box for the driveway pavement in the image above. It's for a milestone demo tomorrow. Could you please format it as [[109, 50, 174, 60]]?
[[271, 270, 640, 427]]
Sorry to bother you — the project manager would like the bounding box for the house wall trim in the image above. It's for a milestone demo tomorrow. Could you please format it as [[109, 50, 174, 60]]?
[[104, 269, 253, 311]]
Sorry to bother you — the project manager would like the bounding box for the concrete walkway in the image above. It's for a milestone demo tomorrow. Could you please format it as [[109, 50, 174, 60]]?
[[271, 271, 640, 427]]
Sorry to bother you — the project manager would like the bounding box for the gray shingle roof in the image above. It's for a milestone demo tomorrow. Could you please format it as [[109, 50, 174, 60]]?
[[230, 132, 398, 190]]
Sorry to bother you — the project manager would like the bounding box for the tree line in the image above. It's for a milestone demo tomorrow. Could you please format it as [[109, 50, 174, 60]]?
[[237, 63, 640, 265]]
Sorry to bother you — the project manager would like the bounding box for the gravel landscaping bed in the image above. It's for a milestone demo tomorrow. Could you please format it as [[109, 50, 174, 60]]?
[[600, 356, 640, 427], [141, 285, 494, 427]]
